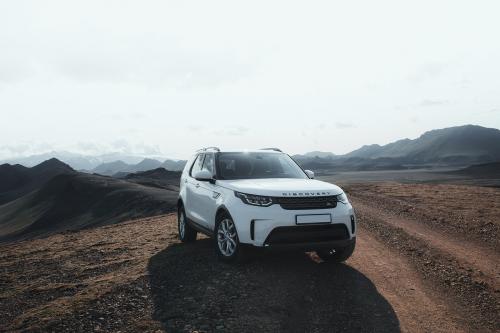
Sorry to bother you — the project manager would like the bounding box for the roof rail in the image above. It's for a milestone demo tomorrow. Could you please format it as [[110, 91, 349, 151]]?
[[197, 146, 220, 152], [260, 147, 282, 152]]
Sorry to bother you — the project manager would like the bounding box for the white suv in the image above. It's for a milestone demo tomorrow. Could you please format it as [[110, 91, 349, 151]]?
[[177, 147, 356, 263]]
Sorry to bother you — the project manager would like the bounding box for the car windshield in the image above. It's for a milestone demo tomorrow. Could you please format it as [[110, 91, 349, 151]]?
[[216, 152, 308, 180]]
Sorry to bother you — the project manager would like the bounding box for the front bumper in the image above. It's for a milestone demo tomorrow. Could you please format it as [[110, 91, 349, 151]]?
[[260, 237, 356, 251], [226, 195, 356, 247]]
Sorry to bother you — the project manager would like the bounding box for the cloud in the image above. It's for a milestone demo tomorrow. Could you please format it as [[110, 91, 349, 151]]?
[[317, 123, 327, 130], [111, 139, 131, 151], [106, 113, 148, 121], [409, 62, 446, 83], [395, 99, 450, 110], [0, 62, 35, 84], [0, 140, 167, 160], [212, 126, 249, 136], [0, 142, 56, 159], [131, 112, 147, 119], [2, 144, 31, 155], [335, 122, 355, 129], [76, 142, 101, 153], [51, 40, 254, 89], [418, 99, 449, 107], [134, 143, 162, 155], [188, 125, 205, 132], [1, 1, 499, 159]]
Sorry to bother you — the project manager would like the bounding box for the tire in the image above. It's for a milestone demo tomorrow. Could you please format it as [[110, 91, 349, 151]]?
[[214, 212, 245, 263], [178, 206, 197, 242], [316, 238, 356, 263]]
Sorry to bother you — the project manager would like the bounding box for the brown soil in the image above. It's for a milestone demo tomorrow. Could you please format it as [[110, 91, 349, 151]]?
[[343, 182, 500, 250], [1, 183, 499, 332]]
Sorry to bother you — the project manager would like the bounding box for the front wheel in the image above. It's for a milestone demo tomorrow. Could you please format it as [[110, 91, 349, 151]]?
[[316, 239, 356, 263], [178, 207, 197, 242], [214, 214, 245, 263]]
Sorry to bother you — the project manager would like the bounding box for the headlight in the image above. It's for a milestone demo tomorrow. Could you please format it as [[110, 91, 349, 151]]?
[[336, 192, 349, 204], [235, 191, 274, 206]]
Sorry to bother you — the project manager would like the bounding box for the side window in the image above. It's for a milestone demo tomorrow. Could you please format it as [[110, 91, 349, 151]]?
[[201, 153, 214, 175], [190, 154, 204, 177]]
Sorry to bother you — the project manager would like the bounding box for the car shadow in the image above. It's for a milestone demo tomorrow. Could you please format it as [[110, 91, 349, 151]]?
[[148, 239, 400, 333]]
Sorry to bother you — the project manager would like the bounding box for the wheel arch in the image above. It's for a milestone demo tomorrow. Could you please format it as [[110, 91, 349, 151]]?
[[214, 205, 242, 236], [215, 205, 231, 221]]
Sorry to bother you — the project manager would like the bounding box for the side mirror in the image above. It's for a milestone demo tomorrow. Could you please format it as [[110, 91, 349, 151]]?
[[305, 170, 315, 179], [194, 169, 214, 182]]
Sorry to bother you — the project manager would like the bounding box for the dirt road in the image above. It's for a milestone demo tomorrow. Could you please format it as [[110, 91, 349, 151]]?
[[1, 183, 499, 332]]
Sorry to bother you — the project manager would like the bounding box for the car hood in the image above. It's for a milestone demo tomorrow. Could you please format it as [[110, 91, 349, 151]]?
[[217, 178, 343, 197]]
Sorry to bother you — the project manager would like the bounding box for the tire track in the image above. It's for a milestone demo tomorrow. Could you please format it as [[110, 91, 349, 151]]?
[[353, 199, 499, 289], [349, 231, 465, 333], [352, 199, 500, 331]]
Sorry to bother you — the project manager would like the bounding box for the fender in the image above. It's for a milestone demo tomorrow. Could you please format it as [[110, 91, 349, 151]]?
[[215, 204, 231, 221], [214, 204, 242, 237]]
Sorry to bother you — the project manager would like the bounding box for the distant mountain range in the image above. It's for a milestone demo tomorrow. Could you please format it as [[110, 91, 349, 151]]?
[[0, 151, 186, 173], [294, 125, 500, 171], [92, 158, 186, 176], [343, 125, 500, 162], [3, 125, 498, 174]]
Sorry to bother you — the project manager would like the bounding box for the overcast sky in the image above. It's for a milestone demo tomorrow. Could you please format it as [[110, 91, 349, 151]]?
[[1, 0, 499, 159]]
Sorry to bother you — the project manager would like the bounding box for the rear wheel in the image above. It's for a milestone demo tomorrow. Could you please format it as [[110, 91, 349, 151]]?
[[214, 213, 245, 263], [178, 206, 197, 242], [316, 239, 356, 263]]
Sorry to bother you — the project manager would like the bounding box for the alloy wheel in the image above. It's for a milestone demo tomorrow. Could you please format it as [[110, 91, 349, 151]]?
[[217, 218, 237, 256]]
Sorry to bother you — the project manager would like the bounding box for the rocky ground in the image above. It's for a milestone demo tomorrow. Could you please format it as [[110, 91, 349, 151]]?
[[0, 182, 499, 332]]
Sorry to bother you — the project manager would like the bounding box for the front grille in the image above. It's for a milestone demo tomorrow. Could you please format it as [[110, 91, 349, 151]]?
[[275, 196, 338, 210], [264, 224, 349, 245]]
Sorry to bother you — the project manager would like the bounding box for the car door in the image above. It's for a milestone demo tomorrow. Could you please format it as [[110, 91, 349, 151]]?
[[196, 152, 219, 230], [185, 153, 205, 224]]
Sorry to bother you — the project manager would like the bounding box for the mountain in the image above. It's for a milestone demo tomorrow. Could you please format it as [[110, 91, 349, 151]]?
[[344, 125, 500, 164], [125, 168, 182, 190], [0, 151, 179, 171], [92, 159, 163, 176], [0, 158, 75, 205], [0, 164, 29, 194], [160, 159, 187, 171], [450, 162, 500, 179], [0, 151, 101, 170], [298, 156, 407, 172], [134, 158, 163, 172], [126, 168, 182, 181], [293, 151, 338, 163], [304, 151, 338, 159], [297, 125, 500, 171], [92, 160, 131, 175], [91, 158, 163, 176], [0, 172, 178, 242], [92, 158, 186, 176]]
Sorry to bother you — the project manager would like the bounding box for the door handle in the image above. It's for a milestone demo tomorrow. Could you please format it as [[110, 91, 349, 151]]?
[[195, 183, 200, 188]]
